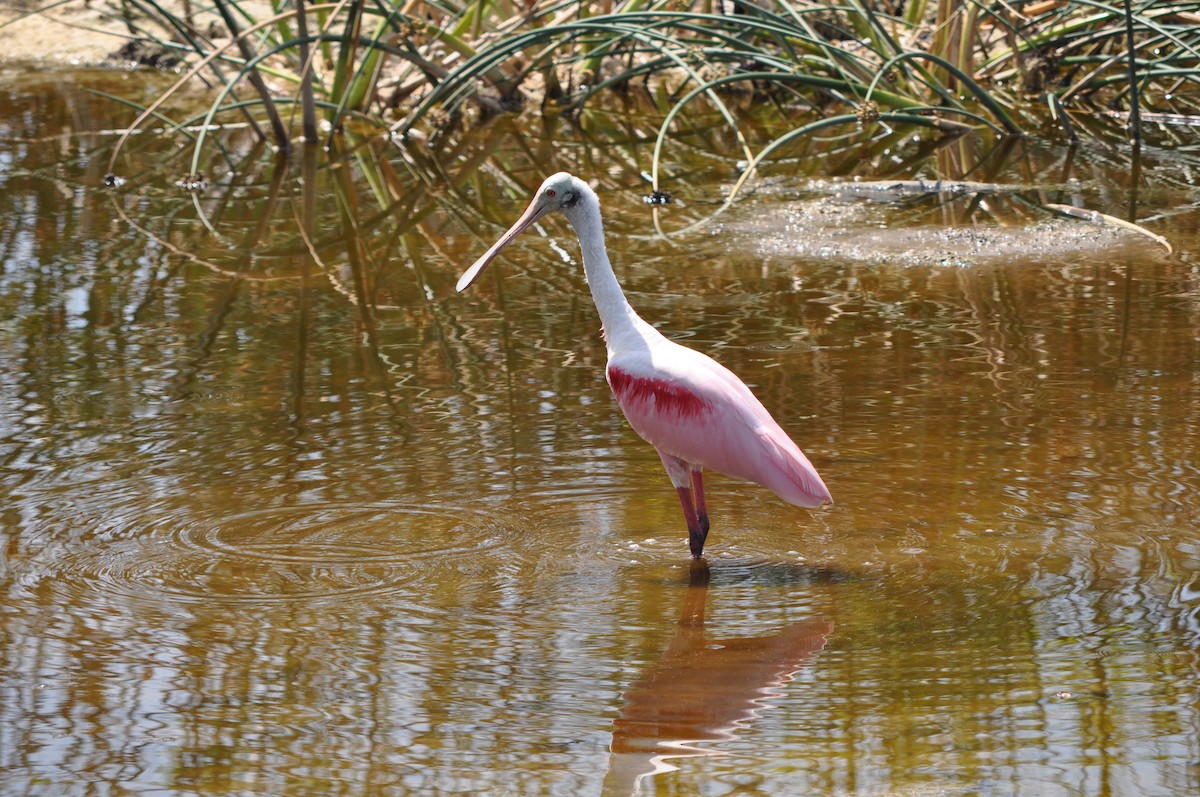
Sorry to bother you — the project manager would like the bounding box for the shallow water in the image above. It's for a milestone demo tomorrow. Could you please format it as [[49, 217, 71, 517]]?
[[2, 70, 1200, 796]]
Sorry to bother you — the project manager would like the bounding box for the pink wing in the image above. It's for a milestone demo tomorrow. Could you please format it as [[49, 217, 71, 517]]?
[[606, 341, 831, 508]]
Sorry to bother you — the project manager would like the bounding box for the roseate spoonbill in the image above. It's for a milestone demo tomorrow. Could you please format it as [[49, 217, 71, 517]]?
[[456, 172, 831, 558]]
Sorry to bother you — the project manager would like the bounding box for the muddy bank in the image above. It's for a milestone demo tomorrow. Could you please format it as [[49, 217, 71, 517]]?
[[1, 2, 142, 68], [0, 1, 263, 69]]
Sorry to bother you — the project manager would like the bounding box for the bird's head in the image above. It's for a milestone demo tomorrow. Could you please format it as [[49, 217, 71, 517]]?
[[456, 172, 592, 293]]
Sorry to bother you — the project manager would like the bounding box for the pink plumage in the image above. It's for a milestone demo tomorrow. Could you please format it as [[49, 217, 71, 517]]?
[[457, 172, 831, 558], [606, 346, 830, 510]]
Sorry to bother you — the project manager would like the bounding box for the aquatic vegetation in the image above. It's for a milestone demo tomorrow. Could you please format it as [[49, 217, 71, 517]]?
[[11, 1, 1198, 173]]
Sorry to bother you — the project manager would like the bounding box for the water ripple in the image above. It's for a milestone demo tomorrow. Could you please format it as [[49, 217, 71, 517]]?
[[42, 501, 514, 605]]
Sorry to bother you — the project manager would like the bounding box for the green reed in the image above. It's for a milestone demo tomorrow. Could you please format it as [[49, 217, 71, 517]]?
[[10, 1, 1197, 180]]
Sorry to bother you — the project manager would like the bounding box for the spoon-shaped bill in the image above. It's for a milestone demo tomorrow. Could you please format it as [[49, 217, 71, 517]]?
[[456, 198, 550, 292]]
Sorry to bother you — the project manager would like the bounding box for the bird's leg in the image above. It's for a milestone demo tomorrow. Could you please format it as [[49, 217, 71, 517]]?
[[657, 450, 708, 558], [689, 468, 710, 541], [673, 486, 706, 559]]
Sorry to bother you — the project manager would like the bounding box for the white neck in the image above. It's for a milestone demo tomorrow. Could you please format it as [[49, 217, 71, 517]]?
[[562, 186, 660, 355]]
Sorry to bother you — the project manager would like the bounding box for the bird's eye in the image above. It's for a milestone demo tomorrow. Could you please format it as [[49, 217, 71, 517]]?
[[545, 189, 556, 197]]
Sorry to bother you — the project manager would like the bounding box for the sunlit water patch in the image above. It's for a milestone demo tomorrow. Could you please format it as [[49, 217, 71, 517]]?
[[720, 193, 1153, 268]]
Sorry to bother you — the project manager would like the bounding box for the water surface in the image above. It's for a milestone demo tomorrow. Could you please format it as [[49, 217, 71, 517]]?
[[2, 69, 1199, 796]]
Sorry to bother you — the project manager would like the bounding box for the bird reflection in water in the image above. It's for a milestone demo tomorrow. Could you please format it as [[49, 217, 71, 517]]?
[[602, 561, 833, 795]]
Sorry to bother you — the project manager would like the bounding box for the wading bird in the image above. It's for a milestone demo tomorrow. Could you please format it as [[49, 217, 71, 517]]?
[[457, 173, 831, 558]]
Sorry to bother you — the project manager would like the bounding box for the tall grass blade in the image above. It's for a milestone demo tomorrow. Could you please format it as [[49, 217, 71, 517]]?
[[295, 0, 318, 142], [213, 0, 291, 149], [1122, 0, 1142, 144]]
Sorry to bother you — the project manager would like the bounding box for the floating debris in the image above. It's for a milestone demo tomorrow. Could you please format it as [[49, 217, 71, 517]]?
[[175, 173, 208, 193], [1044, 202, 1172, 254], [726, 191, 1141, 269], [827, 179, 1024, 203], [643, 190, 672, 206], [1100, 109, 1200, 127], [103, 174, 125, 188], [856, 99, 880, 126], [109, 40, 184, 71]]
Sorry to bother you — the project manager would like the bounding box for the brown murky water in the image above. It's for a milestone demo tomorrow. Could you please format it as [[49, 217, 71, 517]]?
[[2, 69, 1199, 796]]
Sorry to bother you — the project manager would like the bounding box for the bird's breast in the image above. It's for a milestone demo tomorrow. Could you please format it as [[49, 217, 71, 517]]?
[[606, 365, 712, 420]]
